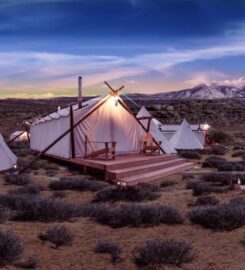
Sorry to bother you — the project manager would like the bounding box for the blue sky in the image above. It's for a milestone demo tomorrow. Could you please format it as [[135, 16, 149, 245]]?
[[1, 0, 245, 97]]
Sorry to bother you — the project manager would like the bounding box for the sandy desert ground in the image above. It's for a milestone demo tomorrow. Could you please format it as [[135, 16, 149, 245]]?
[[0, 99, 244, 270]]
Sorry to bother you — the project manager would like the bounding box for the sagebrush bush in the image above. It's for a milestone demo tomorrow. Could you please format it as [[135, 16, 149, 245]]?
[[0, 230, 24, 266], [95, 241, 122, 263], [5, 173, 31, 185], [191, 195, 219, 206], [9, 184, 44, 195], [92, 203, 183, 228], [217, 161, 245, 172], [208, 129, 230, 144], [207, 145, 227, 156], [191, 182, 231, 196], [93, 184, 160, 203], [180, 151, 201, 159], [0, 193, 81, 221], [15, 255, 40, 269], [0, 206, 15, 222], [202, 156, 226, 168], [133, 238, 196, 268], [49, 177, 109, 192], [188, 201, 245, 230], [38, 226, 74, 249]]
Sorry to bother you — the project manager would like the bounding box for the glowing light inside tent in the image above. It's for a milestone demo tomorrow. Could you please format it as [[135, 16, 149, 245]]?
[[203, 124, 210, 130]]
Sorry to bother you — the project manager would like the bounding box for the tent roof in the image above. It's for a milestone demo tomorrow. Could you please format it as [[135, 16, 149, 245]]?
[[137, 106, 177, 154], [169, 119, 204, 150]]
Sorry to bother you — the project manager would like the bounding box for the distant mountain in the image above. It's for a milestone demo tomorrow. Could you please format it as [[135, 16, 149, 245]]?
[[129, 80, 245, 100]]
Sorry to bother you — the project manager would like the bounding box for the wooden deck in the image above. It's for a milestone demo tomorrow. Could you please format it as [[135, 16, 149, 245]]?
[[45, 153, 194, 186]]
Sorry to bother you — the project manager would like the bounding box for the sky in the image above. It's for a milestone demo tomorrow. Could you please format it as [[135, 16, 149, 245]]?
[[1, 0, 245, 98]]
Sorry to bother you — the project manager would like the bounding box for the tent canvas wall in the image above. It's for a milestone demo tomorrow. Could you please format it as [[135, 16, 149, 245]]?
[[29, 94, 143, 158], [136, 106, 177, 154], [0, 133, 17, 171], [169, 119, 204, 150]]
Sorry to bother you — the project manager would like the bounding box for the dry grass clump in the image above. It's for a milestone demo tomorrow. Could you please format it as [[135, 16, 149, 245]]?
[[188, 198, 245, 230], [93, 184, 160, 203], [89, 203, 183, 228], [95, 240, 122, 263], [49, 176, 109, 192], [38, 226, 74, 249], [5, 173, 31, 185], [133, 238, 196, 269], [0, 230, 24, 266]]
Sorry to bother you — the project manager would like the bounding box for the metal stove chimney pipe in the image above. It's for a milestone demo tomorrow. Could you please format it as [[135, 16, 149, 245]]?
[[78, 76, 82, 109]]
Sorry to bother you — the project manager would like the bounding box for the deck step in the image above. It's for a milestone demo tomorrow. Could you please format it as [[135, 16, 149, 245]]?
[[107, 158, 186, 179], [117, 162, 194, 186], [105, 154, 179, 170]]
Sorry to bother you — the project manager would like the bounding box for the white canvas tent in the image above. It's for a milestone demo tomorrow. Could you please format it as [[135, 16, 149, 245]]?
[[136, 106, 177, 154], [29, 94, 157, 158], [0, 133, 17, 171], [169, 119, 204, 150], [10, 131, 28, 142]]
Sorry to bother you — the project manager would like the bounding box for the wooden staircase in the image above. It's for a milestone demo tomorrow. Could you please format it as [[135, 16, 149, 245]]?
[[105, 154, 194, 186]]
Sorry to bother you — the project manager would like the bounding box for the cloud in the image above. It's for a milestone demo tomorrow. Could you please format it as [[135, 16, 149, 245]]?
[[1, 38, 245, 97]]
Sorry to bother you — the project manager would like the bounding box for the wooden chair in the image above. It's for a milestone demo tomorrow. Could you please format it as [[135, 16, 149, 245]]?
[[140, 132, 161, 155], [84, 132, 116, 160]]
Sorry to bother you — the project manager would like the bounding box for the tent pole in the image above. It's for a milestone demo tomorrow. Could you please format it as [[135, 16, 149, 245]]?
[[70, 105, 75, 158], [25, 125, 30, 143], [19, 95, 111, 174], [119, 97, 165, 154]]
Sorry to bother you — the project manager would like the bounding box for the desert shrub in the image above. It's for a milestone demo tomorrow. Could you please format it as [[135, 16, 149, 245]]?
[[207, 145, 227, 156], [93, 203, 183, 228], [232, 150, 245, 157], [202, 173, 245, 185], [49, 177, 109, 192], [191, 195, 219, 206], [38, 226, 74, 249], [133, 238, 196, 268], [191, 182, 231, 196], [9, 184, 44, 195], [0, 206, 15, 222], [229, 196, 245, 206], [180, 151, 201, 159], [188, 201, 245, 230], [52, 191, 66, 199], [208, 129, 230, 144], [160, 180, 176, 188], [0, 193, 81, 221], [15, 256, 40, 269], [217, 161, 245, 172], [95, 241, 122, 263], [5, 173, 31, 185], [0, 230, 24, 266], [202, 156, 226, 168], [93, 184, 160, 203]]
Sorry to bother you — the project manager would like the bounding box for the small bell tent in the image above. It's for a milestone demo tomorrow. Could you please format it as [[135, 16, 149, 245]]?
[[0, 133, 17, 172], [169, 119, 204, 150]]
